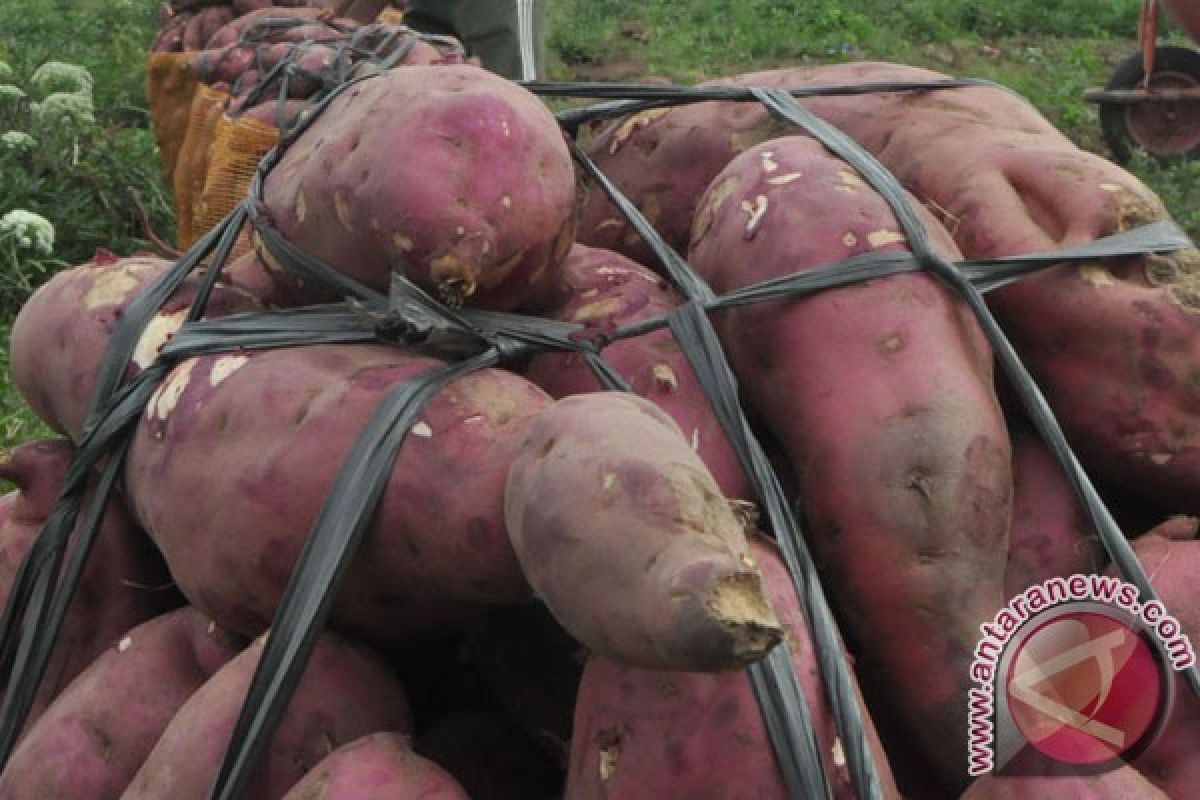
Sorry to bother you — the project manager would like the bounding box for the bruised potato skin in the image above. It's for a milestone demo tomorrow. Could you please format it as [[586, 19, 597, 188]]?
[[125, 344, 552, 650], [261, 64, 576, 310]]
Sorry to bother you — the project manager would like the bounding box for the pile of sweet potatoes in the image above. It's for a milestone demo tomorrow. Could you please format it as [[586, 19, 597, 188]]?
[[3, 44, 1200, 800]]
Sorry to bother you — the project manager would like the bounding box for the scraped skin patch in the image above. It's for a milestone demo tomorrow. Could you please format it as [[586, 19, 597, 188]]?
[[867, 229, 906, 248], [83, 268, 139, 309], [132, 310, 188, 370], [208, 355, 249, 387], [608, 108, 671, 155], [148, 360, 197, 423], [1078, 264, 1117, 288]]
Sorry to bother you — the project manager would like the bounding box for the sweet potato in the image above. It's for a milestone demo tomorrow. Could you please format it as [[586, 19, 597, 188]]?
[[152, 11, 192, 53], [281, 733, 469, 800], [1104, 519, 1200, 797], [9, 255, 262, 441], [191, 44, 260, 87], [417, 711, 563, 800], [0, 440, 177, 726], [0, 608, 246, 800], [687, 135, 1011, 785], [960, 766, 1169, 799], [1005, 426, 1105, 597], [505, 392, 780, 671], [523, 244, 749, 499], [260, 64, 576, 310], [566, 536, 900, 800], [583, 62, 1200, 514], [206, 8, 330, 50], [182, 5, 235, 51], [123, 631, 412, 799], [124, 344, 549, 650]]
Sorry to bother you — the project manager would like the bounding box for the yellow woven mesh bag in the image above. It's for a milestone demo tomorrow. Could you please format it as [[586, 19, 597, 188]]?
[[146, 52, 199, 186], [173, 84, 232, 248], [192, 112, 280, 258]]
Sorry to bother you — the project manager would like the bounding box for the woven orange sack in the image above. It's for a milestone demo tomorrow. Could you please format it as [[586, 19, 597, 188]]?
[[146, 52, 200, 185]]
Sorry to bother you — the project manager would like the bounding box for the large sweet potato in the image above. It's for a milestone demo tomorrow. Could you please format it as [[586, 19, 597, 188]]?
[[260, 64, 576, 310], [123, 631, 412, 799], [687, 135, 1011, 785], [1005, 426, 1105, 597], [0, 608, 246, 800], [506, 392, 780, 671], [523, 244, 749, 499], [0, 440, 176, 726], [125, 344, 550, 651], [582, 62, 1200, 514], [281, 733, 469, 800], [9, 255, 261, 441], [566, 536, 900, 800]]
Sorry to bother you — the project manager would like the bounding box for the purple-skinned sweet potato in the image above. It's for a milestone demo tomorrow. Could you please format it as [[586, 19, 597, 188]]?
[[124, 344, 550, 651], [281, 733, 469, 800], [687, 135, 1011, 786], [1103, 519, 1200, 797], [566, 536, 900, 800], [1005, 426, 1105, 598], [206, 8, 330, 50], [505, 392, 781, 671], [182, 5, 235, 51], [122, 631, 412, 799], [0, 440, 178, 726], [0, 608, 246, 800], [152, 11, 192, 53], [581, 62, 1200, 515], [522, 244, 749, 499], [259, 64, 576, 310], [8, 255, 262, 441]]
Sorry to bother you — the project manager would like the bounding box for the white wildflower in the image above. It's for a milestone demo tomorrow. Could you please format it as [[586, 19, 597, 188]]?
[[0, 84, 24, 102], [0, 210, 55, 255], [0, 131, 36, 152], [30, 62, 93, 98], [32, 91, 95, 130]]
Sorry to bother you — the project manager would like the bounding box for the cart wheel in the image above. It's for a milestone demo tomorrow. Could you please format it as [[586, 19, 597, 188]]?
[[1099, 45, 1200, 163]]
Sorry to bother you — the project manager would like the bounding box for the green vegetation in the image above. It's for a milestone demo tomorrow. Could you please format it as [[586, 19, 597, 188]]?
[[0, 0, 172, 308], [0, 0, 1196, 448]]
